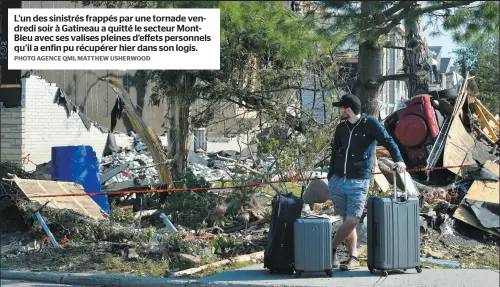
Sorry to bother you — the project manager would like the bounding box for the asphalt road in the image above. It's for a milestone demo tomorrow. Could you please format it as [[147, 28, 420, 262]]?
[[198, 264, 500, 287]]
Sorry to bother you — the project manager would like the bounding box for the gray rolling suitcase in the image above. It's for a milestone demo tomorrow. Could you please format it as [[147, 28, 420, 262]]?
[[293, 217, 333, 278], [367, 167, 422, 276]]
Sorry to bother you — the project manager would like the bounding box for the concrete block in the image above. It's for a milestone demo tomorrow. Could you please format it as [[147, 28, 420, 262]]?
[[3, 133, 22, 139], [1, 148, 22, 155], [1, 118, 22, 125], [3, 154, 22, 161]]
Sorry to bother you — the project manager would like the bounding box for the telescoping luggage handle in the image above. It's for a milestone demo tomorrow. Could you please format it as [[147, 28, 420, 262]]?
[[392, 166, 408, 202]]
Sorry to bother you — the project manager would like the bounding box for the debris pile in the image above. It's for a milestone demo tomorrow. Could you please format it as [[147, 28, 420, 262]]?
[[99, 134, 276, 188], [1, 75, 499, 276], [0, 162, 35, 201]]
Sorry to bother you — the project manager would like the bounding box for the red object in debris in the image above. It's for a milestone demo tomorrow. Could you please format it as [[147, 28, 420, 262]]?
[[395, 115, 429, 147], [393, 94, 441, 169], [122, 171, 130, 176], [60, 235, 68, 245], [437, 188, 447, 199]]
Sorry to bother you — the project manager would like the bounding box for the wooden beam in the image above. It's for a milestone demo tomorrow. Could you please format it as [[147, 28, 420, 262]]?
[[475, 102, 499, 142], [0, 84, 21, 88]]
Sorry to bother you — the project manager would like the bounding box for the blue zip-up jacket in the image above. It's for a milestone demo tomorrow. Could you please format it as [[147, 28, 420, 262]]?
[[327, 114, 404, 180]]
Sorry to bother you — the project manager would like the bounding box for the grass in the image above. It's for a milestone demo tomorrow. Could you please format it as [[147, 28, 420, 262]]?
[[460, 248, 500, 269], [100, 254, 260, 278], [99, 254, 168, 277]]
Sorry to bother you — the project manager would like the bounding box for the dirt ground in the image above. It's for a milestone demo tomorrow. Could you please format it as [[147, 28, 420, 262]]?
[[2, 221, 498, 279]]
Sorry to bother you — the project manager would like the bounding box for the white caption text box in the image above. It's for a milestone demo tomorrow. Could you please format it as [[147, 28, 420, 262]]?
[[8, 8, 220, 70]]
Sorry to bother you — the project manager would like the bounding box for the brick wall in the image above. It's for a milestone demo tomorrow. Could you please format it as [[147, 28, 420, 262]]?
[[21, 76, 132, 171], [0, 107, 24, 165]]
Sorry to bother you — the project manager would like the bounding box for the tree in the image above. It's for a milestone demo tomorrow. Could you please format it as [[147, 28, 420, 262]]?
[[403, 15, 431, 98], [314, 1, 496, 116], [453, 36, 500, 115], [81, 1, 337, 182]]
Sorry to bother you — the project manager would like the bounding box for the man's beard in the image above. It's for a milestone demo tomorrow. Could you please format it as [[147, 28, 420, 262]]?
[[340, 113, 349, 120]]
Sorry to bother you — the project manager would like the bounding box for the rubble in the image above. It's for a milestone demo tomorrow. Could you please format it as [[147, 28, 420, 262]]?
[[99, 133, 278, 188], [1, 74, 499, 276]]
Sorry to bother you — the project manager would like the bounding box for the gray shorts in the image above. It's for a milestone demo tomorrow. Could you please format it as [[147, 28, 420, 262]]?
[[328, 175, 370, 218]]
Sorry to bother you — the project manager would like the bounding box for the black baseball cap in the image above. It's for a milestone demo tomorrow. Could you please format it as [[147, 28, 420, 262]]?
[[332, 94, 361, 114]]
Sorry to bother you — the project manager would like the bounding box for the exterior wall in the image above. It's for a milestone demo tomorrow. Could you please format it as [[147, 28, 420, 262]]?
[[0, 107, 24, 165], [2, 1, 253, 138], [16, 1, 168, 134], [20, 75, 133, 171], [380, 26, 408, 118]]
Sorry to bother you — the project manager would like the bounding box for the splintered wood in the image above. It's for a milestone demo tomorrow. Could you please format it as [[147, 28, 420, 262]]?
[[443, 74, 476, 175], [99, 78, 174, 188], [13, 178, 105, 220], [453, 161, 500, 237]]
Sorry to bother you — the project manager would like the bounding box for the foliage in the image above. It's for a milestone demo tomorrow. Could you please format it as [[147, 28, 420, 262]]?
[[209, 234, 266, 257], [256, 116, 339, 190], [80, 1, 340, 181], [110, 202, 138, 224], [80, 1, 339, 130], [316, 2, 472, 45], [453, 37, 500, 115], [442, 2, 499, 43], [177, 167, 211, 189], [162, 191, 223, 230], [310, 1, 491, 116]]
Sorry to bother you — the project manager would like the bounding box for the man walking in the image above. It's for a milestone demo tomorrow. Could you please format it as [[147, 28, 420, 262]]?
[[327, 94, 406, 271]]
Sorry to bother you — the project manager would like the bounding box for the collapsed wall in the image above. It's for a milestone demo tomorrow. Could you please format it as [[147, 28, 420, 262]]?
[[0, 107, 24, 166], [1, 74, 258, 172], [1, 75, 133, 171]]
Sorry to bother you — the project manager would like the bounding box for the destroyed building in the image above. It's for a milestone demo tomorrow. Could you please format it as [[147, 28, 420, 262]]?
[[0, 1, 264, 171]]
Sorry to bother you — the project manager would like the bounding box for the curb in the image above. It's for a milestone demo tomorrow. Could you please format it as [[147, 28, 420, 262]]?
[[0, 270, 65, 284], [0, 270, 194, 287]]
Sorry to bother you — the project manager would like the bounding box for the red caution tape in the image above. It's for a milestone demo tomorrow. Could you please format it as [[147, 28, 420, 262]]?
[[18, 163, 481, 199]]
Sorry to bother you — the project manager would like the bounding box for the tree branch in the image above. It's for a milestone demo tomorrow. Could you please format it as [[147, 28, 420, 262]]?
[[378, 71, 427, 83], [383, 44, 414, 51], [371, 1, 477, 39], [379, 1, 415, 20]]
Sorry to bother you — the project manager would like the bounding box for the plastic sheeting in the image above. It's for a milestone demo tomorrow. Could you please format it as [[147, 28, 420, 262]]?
[[51, 145, 110, 215]]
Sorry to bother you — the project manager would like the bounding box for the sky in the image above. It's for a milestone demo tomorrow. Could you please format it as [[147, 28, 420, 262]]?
[[423, 25, 456, 59]]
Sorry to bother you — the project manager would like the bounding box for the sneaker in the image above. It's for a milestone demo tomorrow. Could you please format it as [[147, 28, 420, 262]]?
[[333, 253, 340, 268], [339, 256, 361, 270]]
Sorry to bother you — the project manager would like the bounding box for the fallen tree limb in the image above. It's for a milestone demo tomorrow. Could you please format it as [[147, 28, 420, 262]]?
[[216, 155, 281, 194], [18, 200, 148, 242], [223, 218, 267, 234], [216, 155, 263, 175], [167, 251, 264, 278]]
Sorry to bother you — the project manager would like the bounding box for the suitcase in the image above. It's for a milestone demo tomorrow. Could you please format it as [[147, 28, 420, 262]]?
[[367, 167, 422, 277], [293, 217, 333, 278], [264, 192, 304, 274]]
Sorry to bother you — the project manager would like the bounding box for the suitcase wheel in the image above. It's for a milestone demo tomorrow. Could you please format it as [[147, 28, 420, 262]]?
[[382, 271, 389, 277], [368, 266, 375, 274], [294, 271, 302, 278], [325, 269, 333, 277], [416, 267, 422, 273]]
